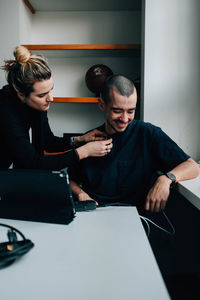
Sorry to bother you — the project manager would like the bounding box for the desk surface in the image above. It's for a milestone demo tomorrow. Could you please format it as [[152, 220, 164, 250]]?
[[178, 174, 200, 210], [0, 207, 170, 300]]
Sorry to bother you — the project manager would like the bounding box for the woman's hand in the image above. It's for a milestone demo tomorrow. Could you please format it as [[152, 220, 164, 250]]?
[[75, 129, 107, 143], [76, 138, 113, 159]]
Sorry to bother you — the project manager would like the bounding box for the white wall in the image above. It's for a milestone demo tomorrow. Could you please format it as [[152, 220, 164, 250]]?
[[19, 0, 33, 43], [0, 0, 32, 86], [143, 0, 200, 160], [0, 0, 21, 86], [30, 11, 141, 44], [48, 103, 104, 135]]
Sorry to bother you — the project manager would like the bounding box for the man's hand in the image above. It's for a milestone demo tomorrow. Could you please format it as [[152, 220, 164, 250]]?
[[75, 129, 107, 143], [78, 191, 93, 201], [78, 191, 98, 205], [70, 180, 98, 205], [145, 175, 172, 212]]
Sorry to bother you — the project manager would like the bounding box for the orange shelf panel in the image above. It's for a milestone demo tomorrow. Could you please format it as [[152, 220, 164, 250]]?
[[53, 97, 99, 103], [22, 44, 140, 51]]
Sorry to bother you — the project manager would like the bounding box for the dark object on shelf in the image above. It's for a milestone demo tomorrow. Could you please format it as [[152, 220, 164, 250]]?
[[85, 64, 113, 96]]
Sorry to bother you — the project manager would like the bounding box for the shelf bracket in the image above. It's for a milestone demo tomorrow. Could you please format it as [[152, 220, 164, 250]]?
[[23, 0, 35, 14]]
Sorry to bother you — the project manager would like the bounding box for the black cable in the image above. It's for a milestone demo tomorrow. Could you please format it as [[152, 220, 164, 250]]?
[[0, 223, 34, 269], [0, 223, 27, 240]]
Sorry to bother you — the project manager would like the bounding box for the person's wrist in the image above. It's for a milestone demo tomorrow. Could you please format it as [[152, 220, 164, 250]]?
[[157, 175, 173, 189], [78, 191, 87, 201], [157, 171, 176, 188], [74, 136, 82, 143], [76, 145, 88, 160]]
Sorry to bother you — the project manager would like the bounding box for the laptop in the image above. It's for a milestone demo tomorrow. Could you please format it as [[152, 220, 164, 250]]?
[[0, 169, 75, 224]]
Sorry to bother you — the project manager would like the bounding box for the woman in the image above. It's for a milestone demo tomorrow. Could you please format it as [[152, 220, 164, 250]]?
[[0, 46, 112, 170]]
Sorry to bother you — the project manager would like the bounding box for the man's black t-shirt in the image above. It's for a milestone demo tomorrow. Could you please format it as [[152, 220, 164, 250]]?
[[69, 120, 190, 205]]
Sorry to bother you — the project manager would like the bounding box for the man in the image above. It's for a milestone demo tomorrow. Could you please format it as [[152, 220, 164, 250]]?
[[69, 75, 199, 212]]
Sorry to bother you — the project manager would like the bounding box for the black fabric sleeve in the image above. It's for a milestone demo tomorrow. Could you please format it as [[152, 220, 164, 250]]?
[[68, 162, 82, 183], [42, 112, 72, 153], [0, 96, 79, 171], [150, 126, 190, 171]]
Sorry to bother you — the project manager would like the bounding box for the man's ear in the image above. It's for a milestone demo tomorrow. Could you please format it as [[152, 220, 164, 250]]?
[[98, 97, 106, 112]]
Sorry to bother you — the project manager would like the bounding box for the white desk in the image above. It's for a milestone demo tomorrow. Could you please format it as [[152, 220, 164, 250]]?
[[0, 207, 170, 300], [177, 174, 200, 210]]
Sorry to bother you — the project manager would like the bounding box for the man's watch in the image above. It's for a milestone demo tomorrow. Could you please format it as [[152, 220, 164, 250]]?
[[157, 171, 176, 183], [165, 172, 176, 183]]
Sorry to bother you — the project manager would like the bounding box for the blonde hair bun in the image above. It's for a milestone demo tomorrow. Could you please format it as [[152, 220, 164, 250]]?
[[14, 46, 31, 65]]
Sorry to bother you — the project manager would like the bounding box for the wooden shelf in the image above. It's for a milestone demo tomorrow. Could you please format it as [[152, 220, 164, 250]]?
[[22, 44, 140, 103], [53, 97, 99, 103], [22, 44, 140, 51]]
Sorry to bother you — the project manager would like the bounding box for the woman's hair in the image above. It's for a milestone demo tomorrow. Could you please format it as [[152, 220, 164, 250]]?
[[101, 74, 135, 104], [0, 46, 52, 96]]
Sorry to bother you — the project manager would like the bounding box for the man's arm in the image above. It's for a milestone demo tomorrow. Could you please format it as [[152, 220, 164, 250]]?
[[70, 180, 98, 204], [145, 158, 200, 212]]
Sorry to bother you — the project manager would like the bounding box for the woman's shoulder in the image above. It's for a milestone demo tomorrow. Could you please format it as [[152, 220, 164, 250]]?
[[0, 85, 27, 122], [0, 84, 12, 94], [0, 85, 15, 103]]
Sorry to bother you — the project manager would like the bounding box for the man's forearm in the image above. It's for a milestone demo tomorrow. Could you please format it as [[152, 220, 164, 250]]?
[[169, 158, 199, 182], [70, 180, 84, 197], [70, 180, 94, 201], [145, 158, 199, 212]]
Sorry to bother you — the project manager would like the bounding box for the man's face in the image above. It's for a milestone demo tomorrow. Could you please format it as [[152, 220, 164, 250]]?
[[100, 88, 137, 135], [18, 77, 54, 111]]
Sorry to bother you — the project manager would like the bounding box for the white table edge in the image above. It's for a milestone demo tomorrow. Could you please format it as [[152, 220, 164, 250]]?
[[177, 174, 200, 210]]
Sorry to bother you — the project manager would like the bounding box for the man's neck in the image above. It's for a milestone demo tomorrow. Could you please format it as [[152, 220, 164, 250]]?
[[105, 122, 117, 136]]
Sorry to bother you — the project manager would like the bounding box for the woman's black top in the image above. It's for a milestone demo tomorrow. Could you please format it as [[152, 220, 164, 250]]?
[[0, 85, 79, 170]]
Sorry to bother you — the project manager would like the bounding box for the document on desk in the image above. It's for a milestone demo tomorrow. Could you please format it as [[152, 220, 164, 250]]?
[[0, 207, 170, 300]]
